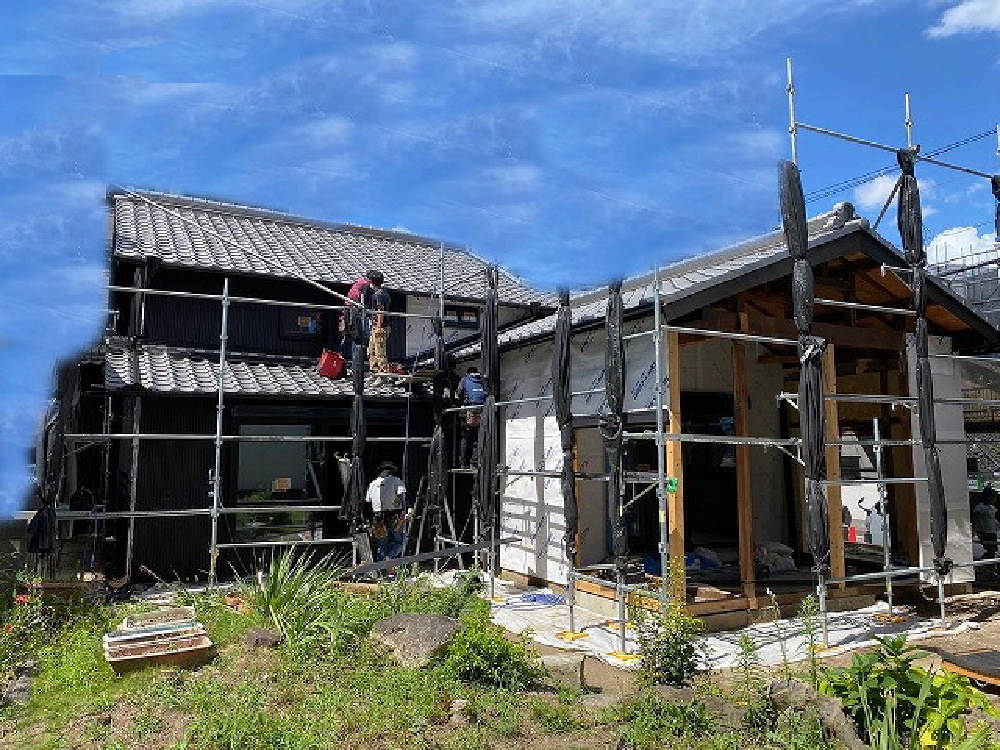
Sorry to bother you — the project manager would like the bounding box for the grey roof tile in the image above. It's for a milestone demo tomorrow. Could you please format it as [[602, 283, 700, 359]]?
[[112, 190, 554, 306], [105, 346, 416, 399], [454, 203, 868, 357]]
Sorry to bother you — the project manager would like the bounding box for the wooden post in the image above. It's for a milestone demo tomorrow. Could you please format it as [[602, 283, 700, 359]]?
[[665, 330, 685, 602], [822, 343, 846, 580], [732, 339, 757, 606]]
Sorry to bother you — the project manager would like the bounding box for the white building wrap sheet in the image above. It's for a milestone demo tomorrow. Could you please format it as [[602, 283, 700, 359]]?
[[907, 335, 974, 584], [498, 316, 663, 585]]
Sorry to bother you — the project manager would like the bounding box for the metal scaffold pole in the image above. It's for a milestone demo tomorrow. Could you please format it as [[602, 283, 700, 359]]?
[[208, 278, 230, 587], [873, 418, 894, 616], [652, 266, 669, 604]]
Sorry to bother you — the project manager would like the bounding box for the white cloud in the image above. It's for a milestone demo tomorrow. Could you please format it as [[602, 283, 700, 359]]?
[[852, 175, 937, 212], [443, 0, 894, 62], [927, 0, 1000, 37], [927, 225, 998, 265], [853, 175, 901, 211]]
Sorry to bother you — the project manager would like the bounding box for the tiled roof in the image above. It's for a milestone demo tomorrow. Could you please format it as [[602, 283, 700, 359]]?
[[110, 189, 554, 306], [105, 345, 415, 399], [455, 203, 867, 356]]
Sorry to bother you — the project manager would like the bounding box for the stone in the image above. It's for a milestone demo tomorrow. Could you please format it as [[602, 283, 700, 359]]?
[[448, 699, 469, 726], [580, 692, 620, 710], [700, 695, 748, 730], [966, 707, 1000, 736], [369, 613, 461, 668], [1, 676, 31, 706], [769, 679, 867, 750], [245, 628, 284, 648], [540, 653, 585, 690]]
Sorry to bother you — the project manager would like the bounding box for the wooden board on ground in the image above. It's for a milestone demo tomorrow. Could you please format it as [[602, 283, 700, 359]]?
[[936, 649, 1000, 686]]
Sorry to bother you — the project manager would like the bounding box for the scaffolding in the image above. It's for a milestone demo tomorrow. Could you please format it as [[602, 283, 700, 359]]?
[[785, 57, 1000, 637], [51, 194, 466, 584]]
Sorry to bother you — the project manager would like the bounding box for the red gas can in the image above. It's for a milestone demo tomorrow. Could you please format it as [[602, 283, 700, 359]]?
[[319, 350, 345, 379]]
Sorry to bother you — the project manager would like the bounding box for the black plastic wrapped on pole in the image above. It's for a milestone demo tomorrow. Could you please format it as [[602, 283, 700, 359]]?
[[992, 175, 1000, 237], [897, 150, 950, 574], [475, 396, 498, 531], [779, 160, 831, 573], [552, 290, 578, 561], [481, 266, 500, 395], [427, 315, 447, 548], [474, 266, 500, 537], [340, 343, 367, 532], [600, 281, 628, 564]]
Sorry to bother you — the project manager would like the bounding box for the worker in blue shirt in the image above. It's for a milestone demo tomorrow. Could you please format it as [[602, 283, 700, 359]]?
[[456, 367, 486, 468]]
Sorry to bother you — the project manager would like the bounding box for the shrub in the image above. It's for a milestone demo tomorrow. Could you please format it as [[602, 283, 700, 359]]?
[[440, 613, 541, 690], [635, 558, 703, 686], [821, 634, 998, 748]]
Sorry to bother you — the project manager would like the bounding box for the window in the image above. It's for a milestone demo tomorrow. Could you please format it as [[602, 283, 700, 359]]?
[[279, 307, 326, 339], [443, 305, 480, 329], [236, 424, 309, 501]]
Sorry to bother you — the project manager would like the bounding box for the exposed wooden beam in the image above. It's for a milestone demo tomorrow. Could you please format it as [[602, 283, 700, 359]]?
[[666, 329, 686, 603], [699, 310, 904, 351]]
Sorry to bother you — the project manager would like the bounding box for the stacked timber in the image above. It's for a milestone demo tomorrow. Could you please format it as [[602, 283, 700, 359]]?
[[103, 605, 214, 674]]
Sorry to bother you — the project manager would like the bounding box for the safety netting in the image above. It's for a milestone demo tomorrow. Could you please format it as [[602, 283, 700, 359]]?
[[600, 281, 628, 566]]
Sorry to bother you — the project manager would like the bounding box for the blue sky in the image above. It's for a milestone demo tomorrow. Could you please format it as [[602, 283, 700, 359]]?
[[1, 0, 998, 516]]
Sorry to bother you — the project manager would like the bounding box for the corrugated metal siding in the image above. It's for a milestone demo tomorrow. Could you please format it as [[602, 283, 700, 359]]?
[[145, 296, 220, 349], [132, 397, 216, 580]]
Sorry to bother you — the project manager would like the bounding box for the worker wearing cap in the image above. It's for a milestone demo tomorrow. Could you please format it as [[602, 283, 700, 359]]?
[[365, 460, 409, 561]]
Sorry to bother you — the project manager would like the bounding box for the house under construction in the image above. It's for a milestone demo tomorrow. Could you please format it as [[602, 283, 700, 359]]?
[[22, 178, 1000, 623]]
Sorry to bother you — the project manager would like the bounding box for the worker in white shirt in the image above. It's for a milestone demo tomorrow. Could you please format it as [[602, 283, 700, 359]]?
[[365, 460, 409, 561]]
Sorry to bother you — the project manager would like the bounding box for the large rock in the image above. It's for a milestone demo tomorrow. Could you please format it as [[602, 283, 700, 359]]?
[[540, 653, 585, 690], [370, 613, 460, 668], [245, 628, 283, 648], [769, 679, 867, 750]]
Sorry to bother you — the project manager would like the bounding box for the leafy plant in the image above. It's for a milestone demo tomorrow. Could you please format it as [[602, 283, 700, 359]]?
[[917, 670, 998, 748], [821, 634, 998, 749], [821, 635, 927, 742], [636, 558, 704, 686], [440, 613, 541, 690]]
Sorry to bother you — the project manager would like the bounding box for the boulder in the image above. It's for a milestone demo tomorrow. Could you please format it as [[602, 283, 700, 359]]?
[[540, 653, 585, 690], [245, 628, 284, 648], [370, 613, 461, 668], [769, 679, 867, 750]]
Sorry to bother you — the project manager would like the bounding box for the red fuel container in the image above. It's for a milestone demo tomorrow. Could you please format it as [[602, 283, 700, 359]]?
[[319, 350, 345, 379]]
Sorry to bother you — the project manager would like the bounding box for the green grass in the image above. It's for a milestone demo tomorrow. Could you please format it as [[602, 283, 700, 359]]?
[[10, 573, 991, 750]]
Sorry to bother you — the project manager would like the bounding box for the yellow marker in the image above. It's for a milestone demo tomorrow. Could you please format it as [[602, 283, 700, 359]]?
[[872, 613, 908, 624], [555, 630, 589, 641], [607, 650, 641, 661]]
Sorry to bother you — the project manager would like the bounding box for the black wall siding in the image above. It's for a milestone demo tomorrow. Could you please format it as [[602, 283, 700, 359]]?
[[131, 397, 217, 580]]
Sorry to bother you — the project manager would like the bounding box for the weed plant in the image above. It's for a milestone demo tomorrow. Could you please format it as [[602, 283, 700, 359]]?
[[636, 557, 704, 686], [613, 692, 715, 748]]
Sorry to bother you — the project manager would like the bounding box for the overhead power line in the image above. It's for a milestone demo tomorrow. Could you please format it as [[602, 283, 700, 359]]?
[[805, 128, 996, 204]]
